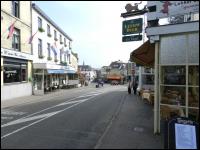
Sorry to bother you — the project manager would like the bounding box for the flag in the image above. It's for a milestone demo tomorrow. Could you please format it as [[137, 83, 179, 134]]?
[[51, 45, 57, 55], [28, 30, 38, 44], [7, 20, 16, 39]]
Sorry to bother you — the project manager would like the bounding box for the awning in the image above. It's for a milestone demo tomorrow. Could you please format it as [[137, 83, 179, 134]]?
[[64, 70, 76, 74], [47, 69, 64, 74], [130, 40, 155, 67]]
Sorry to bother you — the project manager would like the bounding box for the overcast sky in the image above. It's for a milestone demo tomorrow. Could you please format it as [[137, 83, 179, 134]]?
[[34, 1, 148, 68]]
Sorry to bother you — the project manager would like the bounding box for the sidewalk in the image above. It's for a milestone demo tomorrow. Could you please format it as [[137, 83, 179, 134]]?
[[97, 93, 164, 149], [1, 84, 95, 109]]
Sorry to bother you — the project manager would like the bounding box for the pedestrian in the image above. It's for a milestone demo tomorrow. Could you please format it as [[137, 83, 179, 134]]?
[[133, 81, 138, 95], [128, 81, 131, 94]]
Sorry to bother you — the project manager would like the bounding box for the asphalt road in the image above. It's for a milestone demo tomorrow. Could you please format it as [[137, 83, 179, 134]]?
[[1, 84, 130, 149]]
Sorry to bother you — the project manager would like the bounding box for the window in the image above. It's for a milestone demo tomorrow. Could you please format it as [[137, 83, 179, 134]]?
[[64, 53, 66, 62], [12, 28, 20, 51], [60, 49, 62, 62], [47, 43, 51, 58], [4, 63, 27, 83], [54, 30, 57, 40], [38, 39, 43, 57], [38, 17, 42, 29], [142, 74, 154, 85], [161, 66, 186, 85], [47, 24, 50, 35], [12, 1, 19, 18], [64, 38, 66, 46], [60, 34, 62, 43]]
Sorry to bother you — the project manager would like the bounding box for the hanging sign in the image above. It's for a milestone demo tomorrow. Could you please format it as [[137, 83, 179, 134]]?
[[122, 18, 143, 35]]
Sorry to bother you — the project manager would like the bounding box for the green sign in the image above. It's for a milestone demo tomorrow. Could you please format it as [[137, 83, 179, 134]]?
[[122, 18, 143, 35], [122, 35, 142, 42]]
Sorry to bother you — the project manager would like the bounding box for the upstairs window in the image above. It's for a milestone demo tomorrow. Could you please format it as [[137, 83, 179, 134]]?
[[38, 39, 43, 57], [54, 30, 57, 40], [12, 28, 20, 51], [38, 17, 42, 29], [12, 1, 19, 18], [47, 24, 50, 35]]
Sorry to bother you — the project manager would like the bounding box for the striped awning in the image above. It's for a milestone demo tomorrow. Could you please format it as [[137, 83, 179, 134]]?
[[130, 40, 155, 67]]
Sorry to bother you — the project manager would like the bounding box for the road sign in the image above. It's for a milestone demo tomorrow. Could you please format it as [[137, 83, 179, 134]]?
[[122, 18, 143, 35], [122, 35, 142, 42]]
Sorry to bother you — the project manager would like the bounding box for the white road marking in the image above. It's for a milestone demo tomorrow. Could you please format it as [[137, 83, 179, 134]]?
[[77, 93, 102, 98], [1, 110, 26, 116], [1, 117, 14, 120], [1, 111, 62, 128], [55, 99, 89, 107], [1, 96, 96, 139]]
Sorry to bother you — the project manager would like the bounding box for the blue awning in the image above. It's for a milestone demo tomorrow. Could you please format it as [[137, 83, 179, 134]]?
[[47, 69, 64, 74], [64, 70, 76, 74]]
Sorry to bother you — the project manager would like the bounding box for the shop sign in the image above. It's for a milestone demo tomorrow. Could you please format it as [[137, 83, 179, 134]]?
[[165, 117, 199, 149], [122, 35, 142, 42], [147, 1, 199, 21], [122, 18, 143, 35], [1, 48, 33, 60]]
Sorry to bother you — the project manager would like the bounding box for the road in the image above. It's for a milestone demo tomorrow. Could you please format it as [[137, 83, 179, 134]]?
[[1, 84, 125, 148], [1, 84, 163, 149]]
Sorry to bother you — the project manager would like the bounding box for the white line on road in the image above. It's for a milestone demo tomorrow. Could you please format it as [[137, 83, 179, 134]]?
[[55, 99, 89, 107], [1, 110, 62, 128], [1, 96, 96, 139]]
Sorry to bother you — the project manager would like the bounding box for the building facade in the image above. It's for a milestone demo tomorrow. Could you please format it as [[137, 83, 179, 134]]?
[[146, 1, 199, 133], [1, 1, 33, 100], [32, 3, 78, 95]]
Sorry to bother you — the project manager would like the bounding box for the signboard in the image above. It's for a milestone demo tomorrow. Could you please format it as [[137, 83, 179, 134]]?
[[147, 1, 199, 21], [164, 117, 199, 149], [122, 18, 143, 35], [122, 35, 142, 42], [1, 48, 33, 60]]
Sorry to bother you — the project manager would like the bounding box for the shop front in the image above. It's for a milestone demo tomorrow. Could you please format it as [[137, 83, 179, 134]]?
[[1, 48, 33, 101], [130, 22, 199, 133], [33, 63, 78, 95]]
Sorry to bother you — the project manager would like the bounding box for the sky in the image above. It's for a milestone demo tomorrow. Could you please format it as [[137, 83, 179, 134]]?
[[34, 1, 148, 69]]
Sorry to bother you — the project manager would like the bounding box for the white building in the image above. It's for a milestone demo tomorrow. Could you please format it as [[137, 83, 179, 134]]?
[[32, 3, 78, 95]]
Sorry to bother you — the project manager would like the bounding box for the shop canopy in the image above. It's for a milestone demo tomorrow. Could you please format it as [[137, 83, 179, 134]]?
[[130, 40, 155, 67]]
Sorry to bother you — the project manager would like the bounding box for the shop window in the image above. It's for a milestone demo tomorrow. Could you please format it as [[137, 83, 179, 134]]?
[[12, 1, 19, 18], [188, 87, 199, 108], [160, 105, 185, 120], [160, 35, 186, 64], [21, 64, 27, 82], [161, 66, 186, 85], [189, 66, 199, 86], [143, 67, 152, 73], [142, 74, 154, 85], [160, 86, 186, 106], [188, 108, 199, 122], [12, 28, 20, 51], [3, 63, 27, 83]]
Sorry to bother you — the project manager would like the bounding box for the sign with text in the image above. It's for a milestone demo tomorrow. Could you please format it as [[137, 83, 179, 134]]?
[[147, 1, 199, 21], [122, 18, 143, 35], [122, 35, 142, 42], [165, 117, 199, 149]]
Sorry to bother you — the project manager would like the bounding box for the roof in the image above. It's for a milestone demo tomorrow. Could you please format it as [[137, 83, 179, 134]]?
[[32, 3, 72, 41]]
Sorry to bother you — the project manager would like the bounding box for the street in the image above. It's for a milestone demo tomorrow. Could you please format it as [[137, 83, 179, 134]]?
[[1, 84, 163, 149]]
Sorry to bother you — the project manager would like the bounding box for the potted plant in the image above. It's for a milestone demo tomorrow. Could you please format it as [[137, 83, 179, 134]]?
[[54, 58, 58, 62], [60, 41, 63, 44], [47, 56, 52, 60], [64, 44, 67, 47], [39, 55, 44, 59], [47, 33, 52, 37], [54, 38, 58, 41], [38, 27, 45, 33]]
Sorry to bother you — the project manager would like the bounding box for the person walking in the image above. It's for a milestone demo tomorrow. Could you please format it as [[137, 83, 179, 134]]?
[[133, 81, 138, 95], [128, 81, 131, 94]]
